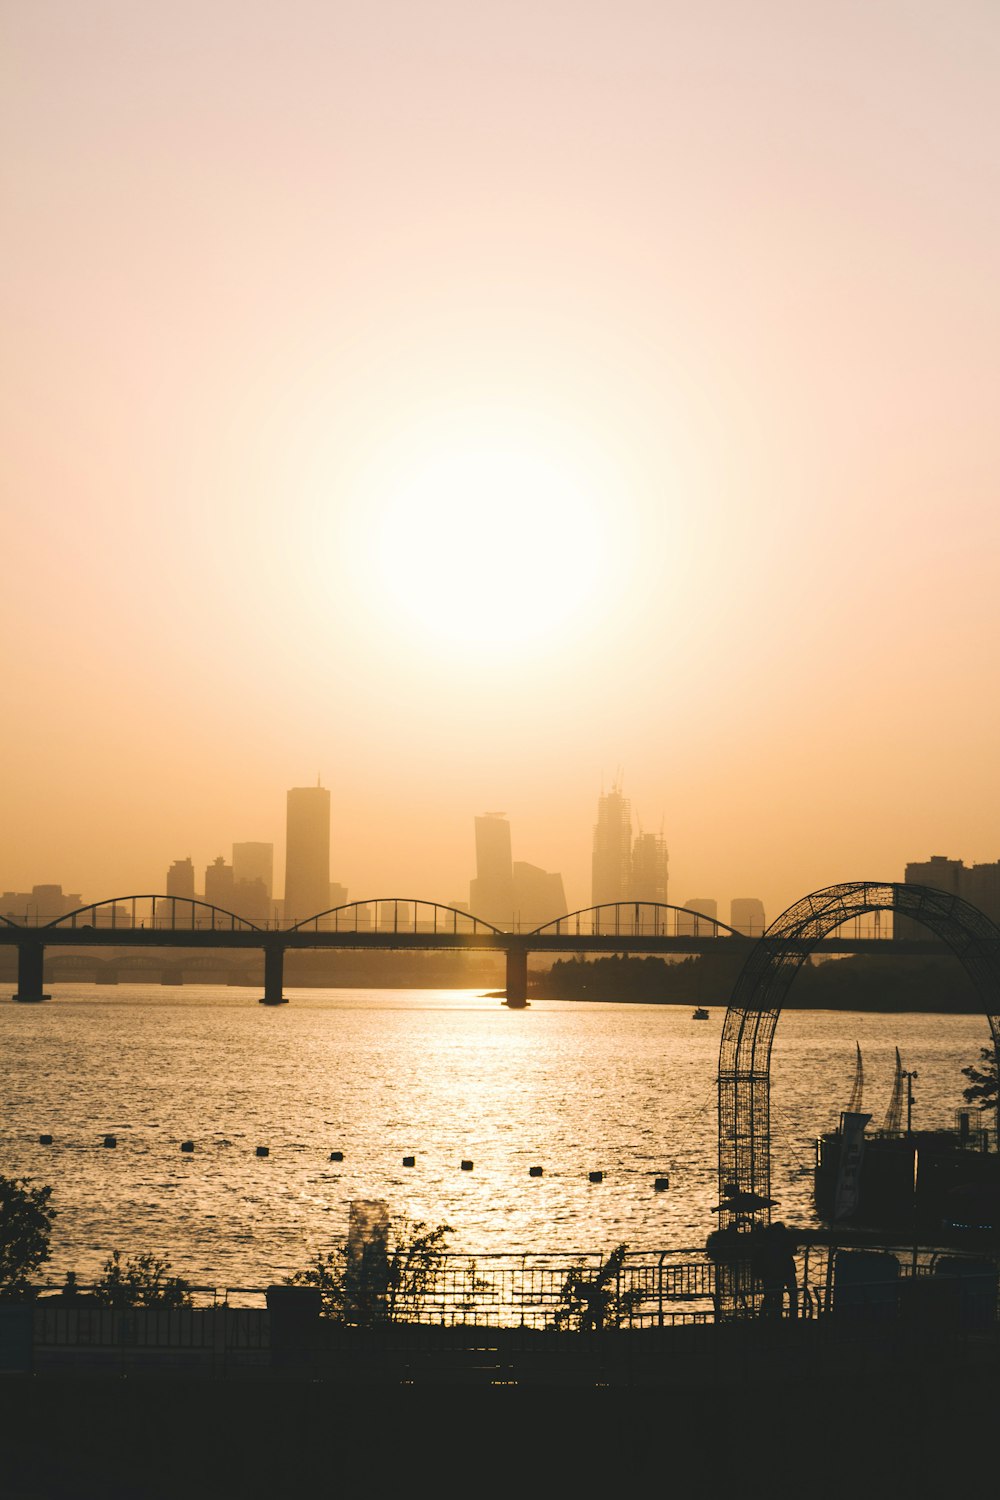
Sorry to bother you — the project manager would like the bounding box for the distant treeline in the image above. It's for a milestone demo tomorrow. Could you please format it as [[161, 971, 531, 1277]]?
[[536, 952, 984, 1013]]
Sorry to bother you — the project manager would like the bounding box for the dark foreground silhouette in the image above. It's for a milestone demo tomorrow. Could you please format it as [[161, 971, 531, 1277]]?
[[2, 1352, 996, 1500]]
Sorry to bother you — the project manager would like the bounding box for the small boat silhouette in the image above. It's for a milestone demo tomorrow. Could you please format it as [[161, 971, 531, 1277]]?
[[692, 1006, 710, 1020]]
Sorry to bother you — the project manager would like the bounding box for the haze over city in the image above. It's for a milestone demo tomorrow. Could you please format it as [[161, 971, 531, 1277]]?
[[3, 2, 999, 922]]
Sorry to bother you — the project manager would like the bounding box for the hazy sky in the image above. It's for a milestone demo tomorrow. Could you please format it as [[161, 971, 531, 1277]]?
[[3, 1, 998, 921]]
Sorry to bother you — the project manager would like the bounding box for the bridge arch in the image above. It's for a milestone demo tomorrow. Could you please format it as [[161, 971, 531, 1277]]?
[[287, 899, 504, 936], [45, 895, 262, 933], [532, 902, 743, 939], [717, 880, 1000, 1225]]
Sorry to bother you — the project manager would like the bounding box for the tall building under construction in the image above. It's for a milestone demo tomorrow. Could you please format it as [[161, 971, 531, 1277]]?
[[631, 830, 669, 906], [591, 783, 633, 906]]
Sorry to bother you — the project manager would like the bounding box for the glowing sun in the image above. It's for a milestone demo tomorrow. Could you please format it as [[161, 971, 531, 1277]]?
[[360, 433, 607, 653]]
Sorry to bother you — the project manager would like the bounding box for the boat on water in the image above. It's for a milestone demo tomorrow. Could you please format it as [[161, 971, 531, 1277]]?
[[692, 1006, 710, 1020]]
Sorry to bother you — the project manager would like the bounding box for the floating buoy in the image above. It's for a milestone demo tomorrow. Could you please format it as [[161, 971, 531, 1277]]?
[[402, 1155, 415, 1167], [528, 1166, 543, 1177], [654, 1176, 670, 1191], [255, 1146, 269, 1158], [103, 1135, 117, 1149], [329, 1150, 344, 1162], [39, 1134, 53, 1146], [588, 1170, 603, 1183], [460, 1160, 473, 1171], [180, 1141, 194, 1153]]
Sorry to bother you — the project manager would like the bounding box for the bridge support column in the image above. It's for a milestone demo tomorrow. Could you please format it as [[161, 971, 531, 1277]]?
[[504, 944, 529, 1009], [14, 941, 50, 1003], [259, 943, 289, 1006]]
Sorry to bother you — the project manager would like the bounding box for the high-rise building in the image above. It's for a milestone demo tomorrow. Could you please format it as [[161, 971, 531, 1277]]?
[[231, 878, 269, 924], [897, 854, 1000, 939], [629, 829, 668, 932], [730, 897, 766, 936], [470, 813, 515, 928], [232, 843, 273, 899], [284, 784, 331, 922], [512, 862, 567, 929], [677, 897, 718, 935], [965, 863, 1000, 925], [904, 855, 964, 898], [1, 885, 82, 923], [204, 856, 234, 910], [165, 858, 196, 900], [591, 784, 632, 906]]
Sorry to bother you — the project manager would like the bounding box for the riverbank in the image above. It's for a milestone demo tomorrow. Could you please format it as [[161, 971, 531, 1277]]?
[[540, 952, 988, 1012]]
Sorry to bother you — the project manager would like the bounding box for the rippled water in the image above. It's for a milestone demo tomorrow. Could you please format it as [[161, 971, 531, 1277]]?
[[0, 985, 989, 1289]]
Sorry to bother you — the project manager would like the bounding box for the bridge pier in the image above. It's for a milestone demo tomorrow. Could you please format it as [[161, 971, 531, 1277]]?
[[14, 941, 50, 1003], [504, 944, 529, 1009], [259, 943, 289, 1006]]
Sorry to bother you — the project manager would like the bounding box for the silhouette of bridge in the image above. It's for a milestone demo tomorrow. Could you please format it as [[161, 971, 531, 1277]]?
[[0, 893, 948, 1006]]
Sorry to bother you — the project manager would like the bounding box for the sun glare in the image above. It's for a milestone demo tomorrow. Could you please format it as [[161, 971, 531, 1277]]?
[[355, 434, 608, 655]]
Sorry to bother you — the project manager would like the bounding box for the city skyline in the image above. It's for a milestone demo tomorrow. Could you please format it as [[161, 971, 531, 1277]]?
[[3, 4, 999, 938], [7, 770, 998, 933]]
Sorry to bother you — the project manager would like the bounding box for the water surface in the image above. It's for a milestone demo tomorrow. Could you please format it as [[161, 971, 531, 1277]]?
[[0, 985, 988, 1287]]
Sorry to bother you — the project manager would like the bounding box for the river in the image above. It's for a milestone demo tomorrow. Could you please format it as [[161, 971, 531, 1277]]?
[[0, 985, 989, 1289]]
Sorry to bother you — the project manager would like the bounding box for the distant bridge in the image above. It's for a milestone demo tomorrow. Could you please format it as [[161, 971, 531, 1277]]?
[[0, 893, 950, 1006]]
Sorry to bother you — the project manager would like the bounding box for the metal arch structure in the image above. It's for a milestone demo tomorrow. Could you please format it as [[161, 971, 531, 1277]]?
[[531, 902, 743, 939], [44, 895, 262, 933], [288, 898, 504, 936], [717, 880, 1000, 1228]]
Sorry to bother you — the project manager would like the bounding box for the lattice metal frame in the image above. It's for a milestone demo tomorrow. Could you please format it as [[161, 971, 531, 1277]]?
[[718, 881, 1000, 1230]]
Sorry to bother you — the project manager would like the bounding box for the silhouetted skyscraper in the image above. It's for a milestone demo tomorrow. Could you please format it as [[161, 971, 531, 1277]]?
[[230, 842, 274, 922], [233, 842, 273, 899], [678, 897, 718, 935], [284, 784, 331, 923], [591, 783, 632, 906], [512, 862, 567, 928], [470, 813, 515, 928], [730, 897, 766, 936], [205, 856, 234, 909], [1, 884, 82, 923], [897, 853, 1000, 939], [165, 858, 195, 900]]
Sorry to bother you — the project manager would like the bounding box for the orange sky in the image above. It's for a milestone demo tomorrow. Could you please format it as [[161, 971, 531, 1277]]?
[[2, 1, 998, 922]]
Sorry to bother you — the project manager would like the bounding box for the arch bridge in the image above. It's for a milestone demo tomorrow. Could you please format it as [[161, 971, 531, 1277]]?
[[2, 894, 756, 1006], [0, 887, 950, 1007]]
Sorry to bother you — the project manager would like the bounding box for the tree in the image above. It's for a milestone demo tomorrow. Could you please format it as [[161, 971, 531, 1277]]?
[[554, 1244, 643, 1331], [288, 1216, 452, 1325], [961, 1044, 998, 1113], [0, 1175, 55, 1299], [91, 1251, 192, 1309]]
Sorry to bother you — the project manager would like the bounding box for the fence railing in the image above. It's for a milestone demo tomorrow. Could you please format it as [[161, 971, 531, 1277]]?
[[27, 1243, 1000, 1332]]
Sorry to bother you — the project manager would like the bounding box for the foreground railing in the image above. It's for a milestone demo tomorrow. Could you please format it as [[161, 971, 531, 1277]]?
[[1, 1243, 992, 1386], [27, 1242, 1000, 1329]]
